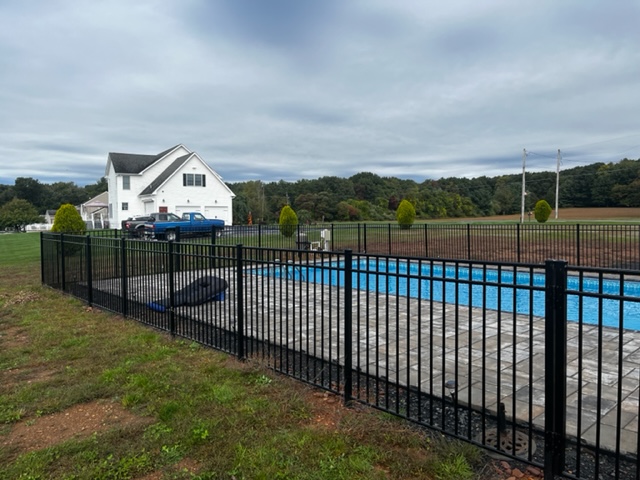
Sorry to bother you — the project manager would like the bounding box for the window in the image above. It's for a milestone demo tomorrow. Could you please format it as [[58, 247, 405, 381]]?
[[183, 173, 206, 187], [122, 202, 129, 211], [122, 175, 130, 190]]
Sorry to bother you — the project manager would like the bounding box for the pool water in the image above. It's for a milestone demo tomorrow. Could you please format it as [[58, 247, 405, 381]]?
[[262, 259, 640, 330]]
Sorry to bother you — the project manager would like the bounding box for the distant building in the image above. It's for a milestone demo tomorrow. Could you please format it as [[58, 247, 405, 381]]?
[[105, 144, 235, 228], [80, 191, 108, 229], [44, 210, 57, 225]]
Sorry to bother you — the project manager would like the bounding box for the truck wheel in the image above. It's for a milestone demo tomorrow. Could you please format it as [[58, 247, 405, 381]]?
[[166, 230, 176, 242], [135, 227, 146, 238]]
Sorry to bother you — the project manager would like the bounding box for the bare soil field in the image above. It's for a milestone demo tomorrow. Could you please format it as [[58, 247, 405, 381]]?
[[449, 207, 640, 222], [359, 207, 640, 268]]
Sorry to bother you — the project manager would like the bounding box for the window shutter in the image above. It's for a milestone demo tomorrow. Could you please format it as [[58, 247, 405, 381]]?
[[202, 175, 206, 187], [183, 174, 187, 186]]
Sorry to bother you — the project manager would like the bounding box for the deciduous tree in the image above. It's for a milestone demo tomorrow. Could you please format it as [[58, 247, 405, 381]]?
[[0, 198, 42, 231]]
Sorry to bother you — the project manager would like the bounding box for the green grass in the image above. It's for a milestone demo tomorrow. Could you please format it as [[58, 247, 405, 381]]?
[[0, 232, 41, 268], [0, 232, 487, 479]]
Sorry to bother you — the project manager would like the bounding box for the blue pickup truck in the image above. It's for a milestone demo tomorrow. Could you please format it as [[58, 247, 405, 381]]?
[[144, 212, 224, 241]]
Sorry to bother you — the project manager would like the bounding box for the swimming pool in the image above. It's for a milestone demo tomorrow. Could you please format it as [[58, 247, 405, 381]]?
[[261, 259, 640, 330]]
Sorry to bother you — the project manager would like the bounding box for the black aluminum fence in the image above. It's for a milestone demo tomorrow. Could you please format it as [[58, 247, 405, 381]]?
[[41, 232, 640, 480], [207, 223, 640, 269], [86, 222, 640, 269]]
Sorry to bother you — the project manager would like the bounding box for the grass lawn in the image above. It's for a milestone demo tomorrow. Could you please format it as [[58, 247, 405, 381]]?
[[0, 232, 490, 480]]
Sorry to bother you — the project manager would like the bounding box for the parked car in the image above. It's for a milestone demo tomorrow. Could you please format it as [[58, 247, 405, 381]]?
[[143, 212, 225, 241], [121, 213, 181, 237]]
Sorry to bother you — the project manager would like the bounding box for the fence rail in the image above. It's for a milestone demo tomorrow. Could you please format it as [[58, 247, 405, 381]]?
[[41, 232, 640, 480]]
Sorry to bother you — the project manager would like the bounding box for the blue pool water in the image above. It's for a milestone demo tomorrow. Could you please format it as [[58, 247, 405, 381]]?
[[263, 260, 640, 330]]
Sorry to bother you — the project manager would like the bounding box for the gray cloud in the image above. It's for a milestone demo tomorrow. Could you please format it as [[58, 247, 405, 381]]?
[[1, 0, 639, 186]]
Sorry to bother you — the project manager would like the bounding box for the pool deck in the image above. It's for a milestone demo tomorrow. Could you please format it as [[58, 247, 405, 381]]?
[[95, 268, 640, 456]]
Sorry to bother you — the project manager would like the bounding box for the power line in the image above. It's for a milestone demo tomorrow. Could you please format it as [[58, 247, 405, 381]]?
[[562, 132, 640, 152], [527, 151, 557, 159]]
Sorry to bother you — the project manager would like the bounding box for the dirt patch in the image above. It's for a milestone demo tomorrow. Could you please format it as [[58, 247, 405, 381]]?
[[0, 290, 43, 307], [1, 365, 58, 390], [0, 325, 30, 349], [1, 400, 150, 454], [307, 390, 348, 429]]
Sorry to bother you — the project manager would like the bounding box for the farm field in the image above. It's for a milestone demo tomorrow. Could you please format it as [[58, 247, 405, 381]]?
[[445, 207, 640, 223]]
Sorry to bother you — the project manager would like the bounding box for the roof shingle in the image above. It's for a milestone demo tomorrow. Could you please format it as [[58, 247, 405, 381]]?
[[108, 145, 182, 174]]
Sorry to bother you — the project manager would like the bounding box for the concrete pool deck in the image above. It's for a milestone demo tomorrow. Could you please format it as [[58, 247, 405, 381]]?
[[92, 268, 640, 456]]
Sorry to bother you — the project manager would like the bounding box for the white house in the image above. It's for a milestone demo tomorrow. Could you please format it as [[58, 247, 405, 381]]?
[[105, 144, 235, 228]]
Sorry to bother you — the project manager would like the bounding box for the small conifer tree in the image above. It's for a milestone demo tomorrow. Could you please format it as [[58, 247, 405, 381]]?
[[534, 199, 552, 223], [396, 199, 416, 229], [51, 204, 86, 233], [278, 205, 298, 238]]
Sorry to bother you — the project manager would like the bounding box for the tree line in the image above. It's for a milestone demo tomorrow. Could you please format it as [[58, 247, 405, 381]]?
[[0, 178, 107, 230], [0, 177, 108, 214], [1, 158, 639, 229], [229, 158, 640, 224]]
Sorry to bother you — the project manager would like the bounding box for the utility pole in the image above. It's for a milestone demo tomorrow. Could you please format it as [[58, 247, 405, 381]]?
[[520, 148, 527, 224], [555, 149, 561, 220]]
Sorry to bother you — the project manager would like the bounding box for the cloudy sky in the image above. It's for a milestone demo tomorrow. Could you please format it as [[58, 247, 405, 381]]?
[[1, 0, 640, 186]]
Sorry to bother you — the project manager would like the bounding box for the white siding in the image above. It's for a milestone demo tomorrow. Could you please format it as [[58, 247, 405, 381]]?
[[204, 206, 228, 220], [107, 145, 234, 228]]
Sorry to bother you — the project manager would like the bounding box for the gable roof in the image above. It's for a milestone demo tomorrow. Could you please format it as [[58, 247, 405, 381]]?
[[108, 145, 182, 174], [82, 191, 109, 207], [139, 154, 191, 195]]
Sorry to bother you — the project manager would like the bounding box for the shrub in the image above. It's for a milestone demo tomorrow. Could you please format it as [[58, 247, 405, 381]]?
[[51, 204, 86, 233], [534, 199, 552, 223], [278, 205, 298, 238], [396, 199, 416, 229]]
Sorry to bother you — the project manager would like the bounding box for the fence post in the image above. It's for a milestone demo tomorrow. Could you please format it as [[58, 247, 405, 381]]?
[[517, 223, 521, 263], [331, 224, 335, 251], [424, 223, 428, 258], [120, 237, 128, 317], [388, 223, 392, 255], [209, 225, 218, 270], [40, 233, 46, 285], [86, 235, 93, 306], [60, 233, 66, 292], [236, 244, 245, 360], [544, 259, 567, 479], [168, 240, 176, 336], [467, 224, 471, 260], [576, 224, 581, 267], [210, 225, 218, 245], [173, 227, 181, 272], [363, 223, 368, 253], [357, 223, 361, 253], [343, 249, 353, 406]]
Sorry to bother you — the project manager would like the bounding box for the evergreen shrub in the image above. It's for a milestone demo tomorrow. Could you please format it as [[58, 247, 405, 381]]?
[[396, 199, 416, 229], [278, 205, 298, 238], [51, 204, 86, 233], [534, 200, 552, 223]]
